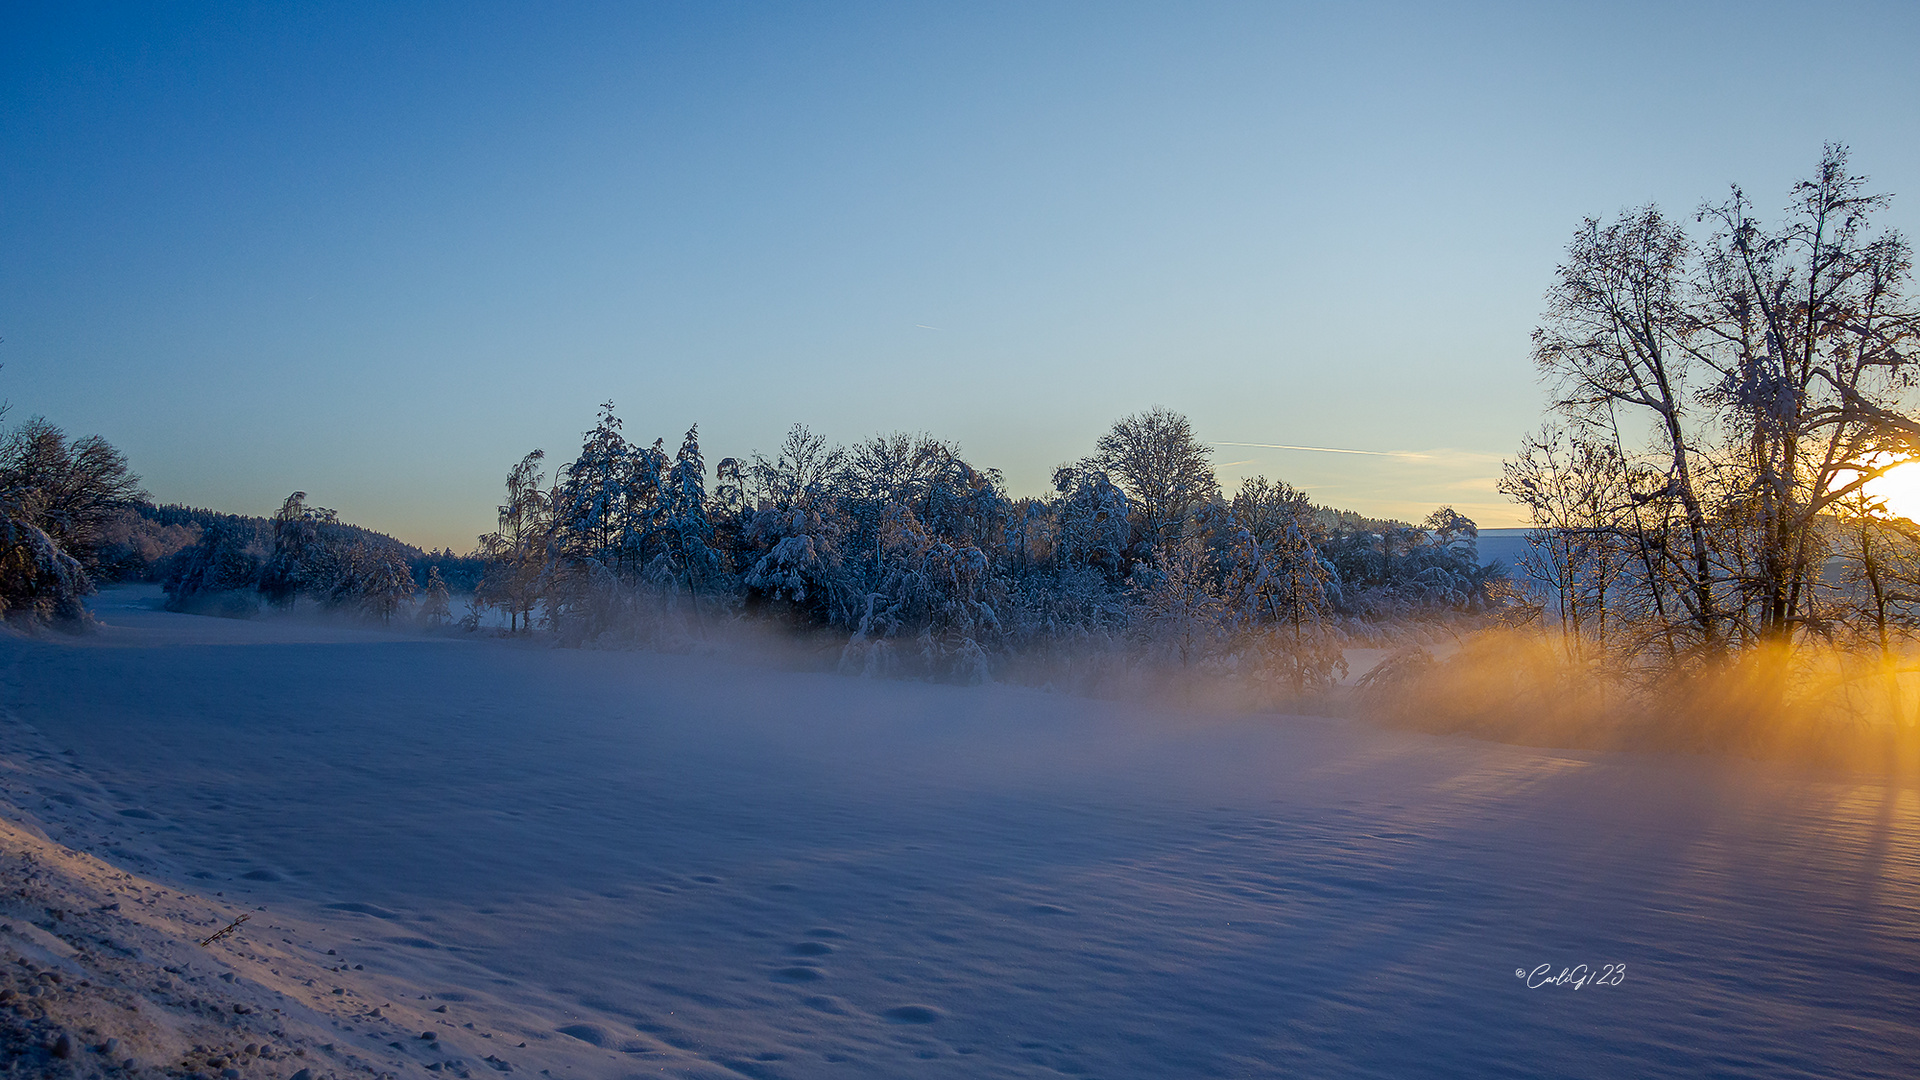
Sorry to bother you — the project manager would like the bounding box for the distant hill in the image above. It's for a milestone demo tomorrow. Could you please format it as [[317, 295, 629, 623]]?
[[109, 502, 485, 591], [144, 503, 421, 558]]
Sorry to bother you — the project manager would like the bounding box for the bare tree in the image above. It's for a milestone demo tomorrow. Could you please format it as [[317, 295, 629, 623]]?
[[1499, 427, 1637, 662], [1691, 144, 1920, 641], [1527, 146, 1920, 654], [1532, 208, 1722, 649], [1224, 477, 1344, 693], [1092, 407, 1218, 556], [748, 425, 845, 510]]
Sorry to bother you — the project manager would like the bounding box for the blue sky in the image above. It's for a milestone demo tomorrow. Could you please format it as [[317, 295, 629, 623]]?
[[4, 1, 1917, 548]]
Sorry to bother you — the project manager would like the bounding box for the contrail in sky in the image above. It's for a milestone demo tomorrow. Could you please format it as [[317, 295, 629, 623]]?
[[1210, 441, 1432, 460]]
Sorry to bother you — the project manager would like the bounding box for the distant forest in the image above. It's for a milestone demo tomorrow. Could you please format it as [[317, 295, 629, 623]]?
[[119, 503, 481, 591], [144, 500, 484, 617]]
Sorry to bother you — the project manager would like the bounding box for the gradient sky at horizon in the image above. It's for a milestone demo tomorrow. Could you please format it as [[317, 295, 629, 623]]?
[[4, 1, 1918, 549]]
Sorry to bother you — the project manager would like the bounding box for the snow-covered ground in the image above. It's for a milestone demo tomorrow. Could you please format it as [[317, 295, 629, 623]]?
[[2, 586, 1917, 1079]]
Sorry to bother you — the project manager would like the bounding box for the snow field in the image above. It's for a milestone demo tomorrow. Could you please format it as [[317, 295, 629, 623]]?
[[0, 586, 1915, 1078]]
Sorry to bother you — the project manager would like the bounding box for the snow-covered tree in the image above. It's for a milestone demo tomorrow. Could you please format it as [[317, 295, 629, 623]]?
[[713, 456, 745, 517], [842, 433, 952, 506], [476, 450, 551, 633], [1221, 479, 1345, 693], [710, 455, 747, 573], [546, 555, 627, 644], [0, 416, 147, 624], [992, 469, 1134, 656], [1499, 428, 1638, 659], [1050, 463, 1132, 580], [732, 426, 856, 623], [164, 519, 269, 616], [1395, 508, 1494, 612], [552, 403, 632, 566], [420, 565, 452, 627], [661, 424, 719, 595], [0, 508, 91, 624], [260, 491, 338, 608], [0, 417, 147, 575], [1132, 537, 1225, 668], [844, 501, 1002, 679], [358, 546, 417, 624], [846, 502, 936, 668], [748, 425, 845, 511], [617, 438, 670, 572], [742, 501, 855, 625]]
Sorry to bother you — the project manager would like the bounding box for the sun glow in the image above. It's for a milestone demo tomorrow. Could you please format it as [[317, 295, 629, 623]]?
[[1858, 458, 1920, 522]]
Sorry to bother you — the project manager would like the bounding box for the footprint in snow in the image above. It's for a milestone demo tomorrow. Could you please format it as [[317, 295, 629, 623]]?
[[788, 941, 832, 956], [117, 808, 159, 820], [772, 967, 823, 983], [882, 1005, 942, 1024], [241, 869, 284, 882]]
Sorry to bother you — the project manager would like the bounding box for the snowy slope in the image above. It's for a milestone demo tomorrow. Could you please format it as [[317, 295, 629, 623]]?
[[2, 586, 1916, 1078]]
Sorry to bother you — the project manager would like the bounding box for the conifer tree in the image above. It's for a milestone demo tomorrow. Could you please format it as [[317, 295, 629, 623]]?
[[421, 565, 452, 627], [554, 403, 630, 564], [663, 424, 717, 593]]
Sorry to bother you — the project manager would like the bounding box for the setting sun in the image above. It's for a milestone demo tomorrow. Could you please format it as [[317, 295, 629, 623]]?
[[1860, 458, 1920, 521]]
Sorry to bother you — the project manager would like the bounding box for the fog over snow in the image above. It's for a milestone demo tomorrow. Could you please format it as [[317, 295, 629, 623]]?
[[0, 588, 1913, 1078]]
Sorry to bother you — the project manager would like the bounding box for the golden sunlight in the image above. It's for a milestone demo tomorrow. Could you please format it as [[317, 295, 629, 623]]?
[[1861, 458, 1920, 522]]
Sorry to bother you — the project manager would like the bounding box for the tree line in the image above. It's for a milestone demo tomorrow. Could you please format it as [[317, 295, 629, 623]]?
[[462, 403, 1503, 689], [0, 389, 1501, 697]]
